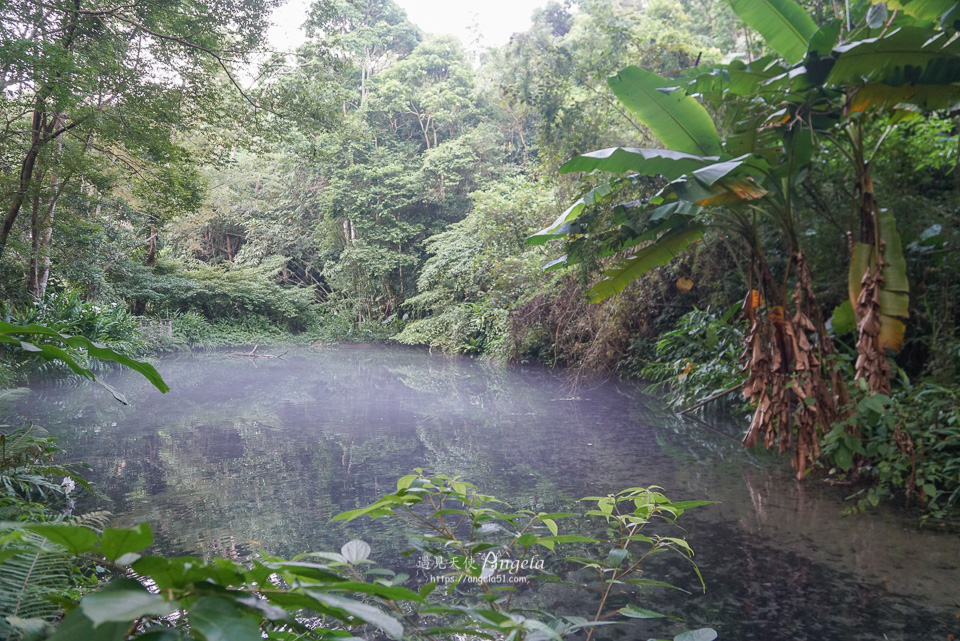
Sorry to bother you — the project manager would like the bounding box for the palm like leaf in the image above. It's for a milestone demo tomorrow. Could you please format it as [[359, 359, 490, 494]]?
[[0, 532, 75, 636], [607, 67, 722, 156], [729, 0, 817, 63], [866, 0, 958, 22]]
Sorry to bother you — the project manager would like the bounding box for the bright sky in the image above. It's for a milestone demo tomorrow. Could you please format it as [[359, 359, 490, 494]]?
[[267, 0, 550, 51]]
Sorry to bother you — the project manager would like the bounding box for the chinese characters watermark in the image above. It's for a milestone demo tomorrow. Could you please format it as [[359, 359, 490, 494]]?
[[415, 551, 545, 584]]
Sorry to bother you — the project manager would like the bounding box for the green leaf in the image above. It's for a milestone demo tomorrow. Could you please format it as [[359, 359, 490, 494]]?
[[0, 322, 169, 393], [559, 148, 717, 179], [619, 605, 673, 619], [24, 525, 99, 555], [675, 629, 719, 641], [541, 518, 558, 536], [80, 578, 177, 627], [831, 300, 856, 335], [5, 616, 56, 641], [867, 0, 957, 22], [834, 445, 853, 472], [307, 592, 404, 639], [396, 474, 418, 490], [728, 0, 818, 64], [665, 500, 716, 513], [829, 28, 960, 88], [100, 524, 154, 563], [607, 67, 722, 156], [607, 548, 628, 567], [47, 608, 129, 641], [15, 340, 94, 381], [420, 582, 437, 599], [331, 503, 394, 522], [588, 225, 705, 302], [321, 580, 424, 603], [624, 578, 690, 593], [528, 179, 622, 245], [78, 340, 170, 394], [188, 597, 263, 641], [850, 82, 960, 112], [537, 535, 601, 546], [807, 20, 841, 57], [340, 540, 371, 564]]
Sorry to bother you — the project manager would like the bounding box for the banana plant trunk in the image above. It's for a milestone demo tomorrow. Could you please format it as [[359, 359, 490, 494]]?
[[846, 122, 909, 395], [742, 249, 848, 479]]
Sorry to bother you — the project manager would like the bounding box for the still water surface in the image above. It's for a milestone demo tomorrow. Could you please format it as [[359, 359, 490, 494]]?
[[9, 345, 959, 640]]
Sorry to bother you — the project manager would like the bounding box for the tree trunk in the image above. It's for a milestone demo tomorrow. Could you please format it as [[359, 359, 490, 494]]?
[[1, 103, 46, 261], [852, 165, 890, 394], [28, 183, 42, 299], [0, 1, 81, 261], [145, 225, 158, 267]]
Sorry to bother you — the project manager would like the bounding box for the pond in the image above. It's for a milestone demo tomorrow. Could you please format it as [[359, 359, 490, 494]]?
[[7, 345, 958, 640]]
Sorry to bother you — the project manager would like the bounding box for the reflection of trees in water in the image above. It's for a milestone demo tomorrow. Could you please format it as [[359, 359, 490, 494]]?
[[11, 346, 955, 638]]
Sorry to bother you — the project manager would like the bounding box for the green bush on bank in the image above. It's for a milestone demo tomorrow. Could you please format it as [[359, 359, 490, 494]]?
[[142, 258, 319, 333], [825, 380, 960, 520], [396, 175, 556, 358], [155, 310, 402, 350], [3, 290, 144, 353], [625, 307, 748, 416], [0, 290, 148, 385], [636, 306, 960, 521]]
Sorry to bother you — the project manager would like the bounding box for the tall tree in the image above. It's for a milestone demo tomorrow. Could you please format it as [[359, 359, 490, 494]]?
[[0, 0, 277, 294]]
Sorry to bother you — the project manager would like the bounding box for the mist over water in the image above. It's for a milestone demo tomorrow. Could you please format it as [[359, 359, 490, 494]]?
[[10, 345, 958, 640]]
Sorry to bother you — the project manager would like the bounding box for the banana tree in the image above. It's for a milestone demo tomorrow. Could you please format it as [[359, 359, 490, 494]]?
[[530, 0, 960, 474], [529, 62, 848, 478], [729, 0, 960, 394]]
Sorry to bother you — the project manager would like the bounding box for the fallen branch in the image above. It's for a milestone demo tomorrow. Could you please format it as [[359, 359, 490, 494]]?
[[677, 382, 745, 415], [228, 344, 288, 359], [676, 411, 742, 442]]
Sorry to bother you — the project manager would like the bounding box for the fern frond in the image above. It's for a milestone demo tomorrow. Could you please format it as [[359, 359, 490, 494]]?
[[67, 510, 112, 532], [0, 531, 73, 636]]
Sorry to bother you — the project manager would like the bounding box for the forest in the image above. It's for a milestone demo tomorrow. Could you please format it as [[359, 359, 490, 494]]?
[[1, 0, 959, 638]]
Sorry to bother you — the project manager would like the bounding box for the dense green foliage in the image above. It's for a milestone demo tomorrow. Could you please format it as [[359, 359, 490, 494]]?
[[2, 0, 960, 636], [627, 308, 748, 415], [1, 0, 958, 514], [0, 429, 716, 641]]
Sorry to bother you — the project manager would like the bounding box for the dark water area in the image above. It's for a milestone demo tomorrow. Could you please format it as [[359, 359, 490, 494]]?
[[7, 345, 959, 640]]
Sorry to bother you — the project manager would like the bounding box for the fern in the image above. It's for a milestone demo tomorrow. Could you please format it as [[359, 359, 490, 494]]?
[[68, 511, 111, 532], [0, 531, 74, 638], [0, 508, 111, 639], [0, 428, 111, 639]]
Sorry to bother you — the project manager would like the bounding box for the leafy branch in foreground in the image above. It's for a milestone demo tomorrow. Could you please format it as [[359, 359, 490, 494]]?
[[1, 472, 716, 641], [0, 321, 169, 402], [334, 470, 717, 641]]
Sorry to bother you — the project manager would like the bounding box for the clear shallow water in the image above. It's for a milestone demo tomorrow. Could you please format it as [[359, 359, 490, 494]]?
[[7, 345, 959, 640]]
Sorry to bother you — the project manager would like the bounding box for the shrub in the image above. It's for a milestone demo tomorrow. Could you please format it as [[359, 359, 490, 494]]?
[[156, 258, 319, 332], [829, 380, 960, 520], [1, 464, 717, 641], [0, 291, 148, 380], [626, 307, 747, 415], [4, 290, 143, 352]]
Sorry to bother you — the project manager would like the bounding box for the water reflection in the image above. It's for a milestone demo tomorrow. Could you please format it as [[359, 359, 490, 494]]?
[[9, 345, 959, 640]]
